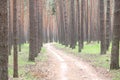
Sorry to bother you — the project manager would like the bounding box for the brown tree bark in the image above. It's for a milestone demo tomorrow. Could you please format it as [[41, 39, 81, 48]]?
[[18, 0, 22, 52], [0, 0, 9, 79], [106, 0, 111, 50], [77, 0, 81, 52], [110, 0, 120, 69], [38, 0, 43, 51], [62, 0, 69, 46], [34, 0, 39, 56], [8, 0, 12, 55], [13, 0, 18, 77], [59, 0, 65, 45], [80, 0, 84, 49], [70, 0, 76, 49], [29, 0, 36, 61], [100, 0, 106, 54]]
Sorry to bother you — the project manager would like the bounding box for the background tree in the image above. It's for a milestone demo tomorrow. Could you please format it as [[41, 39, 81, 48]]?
[[70, 0, 76, 49], [106, 0, 111, 50], [13, 0, 18, 77], [99, 0, 106, 55], [29, 0, 36, 61], [77, 0, 81, 52]]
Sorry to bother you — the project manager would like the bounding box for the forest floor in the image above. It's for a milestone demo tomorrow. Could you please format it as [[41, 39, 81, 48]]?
[[53, 42, 120, 80], [29, 43, 111, 80], [9, 43, 115, 80], [48, 43, 111, 80]]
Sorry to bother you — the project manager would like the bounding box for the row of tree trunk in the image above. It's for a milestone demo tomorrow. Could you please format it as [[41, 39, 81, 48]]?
[[0, 0, 44, 79], [29, 0, 43, 61], [47, 0, 120, 70], [0, 0, 120, 79]]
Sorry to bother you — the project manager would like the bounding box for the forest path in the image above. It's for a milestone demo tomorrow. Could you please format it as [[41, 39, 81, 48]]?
[[45, 43, 111, 80]]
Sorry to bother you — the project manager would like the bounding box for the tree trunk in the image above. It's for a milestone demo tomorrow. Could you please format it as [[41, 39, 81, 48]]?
[[70, 0, 76, 49], [77, 0, 81, 52], [34, 0, 39, 56], [100, 0, 106, 54], [18, 0, 22, 52], [80, 0, 84, 49], [8, 0, 12, 55], [0, 0, 9, 79], [110, 0, 120, 69], [29, 0, 36, 61], [13, 0, 18, 77], [62, 0, 69, 46], [106, 0, 111, 50]]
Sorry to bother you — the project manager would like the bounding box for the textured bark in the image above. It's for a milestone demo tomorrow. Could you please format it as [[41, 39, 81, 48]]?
[[18, 0, 24, 52], [8, 0, 12, 55], [29, 0, 36, 61], [106, 0, 111, 50], [110, 0, 120, 69], [18, 0, 22, 52], [59, 0, 65, 45], [37, 0, 41, 52], [86, 0, 89, 43], [57, 1, 62, 43], [21, 0, 25, 44], [38, 0, 43, 51], [62, 0, 69, 46], [13, 0, 18, 77], [88, 1, 92, 43], [70, 0, 76, 49], [80, 0, 84, 49], [0, 0, 9, 79], [34, 0, 39, 56], [100, 0, 106, 54], [77, 0, 81, 52]]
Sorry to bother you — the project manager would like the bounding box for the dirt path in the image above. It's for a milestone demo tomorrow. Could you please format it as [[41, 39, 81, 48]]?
[[45, 43, 111, 80]]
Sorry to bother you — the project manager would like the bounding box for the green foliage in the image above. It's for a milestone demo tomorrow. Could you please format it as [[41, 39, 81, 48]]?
[[9, 44, 46, 80], [46, 0, 56, 15], [76, 42, 100, 54]]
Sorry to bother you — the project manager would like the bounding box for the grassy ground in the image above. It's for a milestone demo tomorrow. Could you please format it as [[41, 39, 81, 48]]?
[[54, 42, 120, 80], [9, 44, 47, 80]]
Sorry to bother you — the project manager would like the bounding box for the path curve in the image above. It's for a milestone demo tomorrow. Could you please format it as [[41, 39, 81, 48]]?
[[45, 43, 111, 80]]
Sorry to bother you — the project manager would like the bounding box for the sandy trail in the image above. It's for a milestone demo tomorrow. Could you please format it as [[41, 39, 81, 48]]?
[[45, 43, 111, 80]]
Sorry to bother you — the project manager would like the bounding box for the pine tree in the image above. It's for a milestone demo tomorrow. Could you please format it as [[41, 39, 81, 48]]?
[[0, 0, 9, 79]]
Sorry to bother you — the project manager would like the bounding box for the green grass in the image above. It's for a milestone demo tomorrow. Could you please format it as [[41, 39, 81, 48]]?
[[111, 70, 120, 80], [54, 42, 120, 80], [54, 42, 112, 54], [75, 42, 100, 54], [9, 44, 46, 80]]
